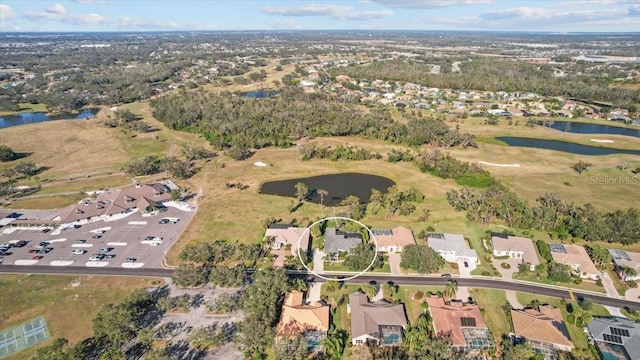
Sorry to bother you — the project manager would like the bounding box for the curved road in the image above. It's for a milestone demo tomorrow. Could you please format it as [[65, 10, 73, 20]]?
[[1, 265, 639, 310]]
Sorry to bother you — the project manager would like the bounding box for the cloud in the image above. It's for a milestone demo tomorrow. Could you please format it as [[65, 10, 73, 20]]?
[[479, 6, 626, 23], [46, 4, 66, 15], [261, 3, 393, 21], [72, 0, 107, 3], [23, 5, 177, 30], [369, 0, 492, 8], [267, 19, 302, 29], [0, 4, 16, 21], [630, 5, 640, 15], [262, 3, 352, 17]]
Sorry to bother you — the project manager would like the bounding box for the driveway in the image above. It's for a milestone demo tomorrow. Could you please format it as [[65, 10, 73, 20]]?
[[313, 248, 324, 274], [307, 282, 322, 303], [388, 252, 402, 275], [600, 273, 621, 298], [494, 258, 520, 281], [458, 260, 477, 279]]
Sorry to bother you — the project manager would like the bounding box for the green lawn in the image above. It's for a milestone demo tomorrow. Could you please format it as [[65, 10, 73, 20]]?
[[396, 285, 444, 324], [470, 289, 511, 340], [514, 274, 605, 293], [515, 293, 609, 350]]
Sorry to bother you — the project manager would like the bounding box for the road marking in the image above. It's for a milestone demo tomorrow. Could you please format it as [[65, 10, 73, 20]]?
[[128, 221, 147, 225], [71, 244, 93, 248], [14, 260, 39, 265], [569, 291, 575, 301], [106, 242, 128, 246], [121, 263, 144, 268], [47, 238, 67, 243], [85, 261, 109, 267], [50, 261, 74, 266]]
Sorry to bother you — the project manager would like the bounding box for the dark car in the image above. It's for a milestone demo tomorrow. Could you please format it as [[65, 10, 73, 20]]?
[[159, 218, 170, 224], [91, 234, 102, 239], [38, 241, 51, 247], [75, 239, 87, 244], [27, 248, 38, 254], [15, 240, 28, 247], [41, 228, 51, 233], [440, 274, 452, 279], [32, 255, 43, 260], [464, 261, 469, 268]]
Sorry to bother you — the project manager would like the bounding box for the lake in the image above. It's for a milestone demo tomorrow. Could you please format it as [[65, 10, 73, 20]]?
[[241, 90, 280, 98], [539, 121, 640, 139], [260, 173, 396, 206], [496, 137, 640, 156], [0, 108, 100, 129]]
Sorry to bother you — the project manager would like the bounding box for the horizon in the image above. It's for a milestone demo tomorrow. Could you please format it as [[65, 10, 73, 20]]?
[[1, 1, 640, 33]]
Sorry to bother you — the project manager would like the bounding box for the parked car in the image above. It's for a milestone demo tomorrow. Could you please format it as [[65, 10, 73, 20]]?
[[103, 254, 116, 259], [38, 241, 51, 247], [159, 218, 170, 224], [440, 274, 452, 279], [89, 254, 104, 261], [91, 234, 102, 239], [41, 228, 51, 233], [32, 255, 43, 260], [27, 248, 38, 254], [98, 247, 112, 253], [75, 239, 86, 244], [72, 249, 87, 255], [14, 240, 28, 247], [124, 258, 137, 263], [464, 261, 469, 268]]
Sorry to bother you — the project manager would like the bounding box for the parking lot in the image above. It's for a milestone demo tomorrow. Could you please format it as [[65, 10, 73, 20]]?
[[0, 205, 195, 269]]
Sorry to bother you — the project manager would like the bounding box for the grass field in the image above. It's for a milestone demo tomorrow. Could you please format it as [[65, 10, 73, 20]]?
[[469, 289, 511, 340], [0, 274, 163, 360]]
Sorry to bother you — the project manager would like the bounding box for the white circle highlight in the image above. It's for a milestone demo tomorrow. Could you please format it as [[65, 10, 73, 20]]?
[[296, 216, 378, 281]]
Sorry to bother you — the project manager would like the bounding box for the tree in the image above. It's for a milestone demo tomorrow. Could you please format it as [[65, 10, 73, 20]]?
[[323, 326, 347, 360], [340, 195, 365, 220], [572, 160, 593, 174], [619, 265, 638, 282], [500, 335, 535, 360], [274, 335, 309, 360], [584, 243, 611, 270], [344, 243, 381, 271], [225, 144, 252, 160], [400, 244, 445, 274], [548, 262, 572, 283], [295, 182, 308, 202], [161, 156, 194, 179], [318, 188, 329, 216], [360, 284, 377, 299], [368, 188, 385, 215], [443, 280, 458, 302], [171, 264, 209, 288], [0, 145, 16, 162], [123, 155, 162, 176]]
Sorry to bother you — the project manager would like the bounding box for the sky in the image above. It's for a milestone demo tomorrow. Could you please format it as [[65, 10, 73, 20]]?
[[1, 0, 639, 33]]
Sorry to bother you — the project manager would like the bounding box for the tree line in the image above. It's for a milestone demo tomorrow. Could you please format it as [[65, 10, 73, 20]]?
[[447, 185, 640, 245], [149, 88, 476, 152]]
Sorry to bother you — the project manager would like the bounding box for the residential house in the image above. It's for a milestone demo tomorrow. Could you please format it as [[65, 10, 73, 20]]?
[[511, 305, 574, 359], [371, 226, 416, 253], [324, 228, 362, 255], [276, 291, 330, 353], [491, 233, 540, 271], [264, 224, 310, 256], [426, 297, 494, 351], [427, 233, 478, 264], [549, 244, 600, 280], [348, 292, 408, 347], [587, 316, 640, 360], [608, 249, 640, 281]]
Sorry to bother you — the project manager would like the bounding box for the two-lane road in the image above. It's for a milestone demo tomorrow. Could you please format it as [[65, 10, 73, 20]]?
[[2, 265, 639, 310]]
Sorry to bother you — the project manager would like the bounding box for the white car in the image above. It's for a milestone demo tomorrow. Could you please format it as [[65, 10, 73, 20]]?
[[150, 241, 162, 246], [89, 254, 104, 261], [71, 249, 87, 255]]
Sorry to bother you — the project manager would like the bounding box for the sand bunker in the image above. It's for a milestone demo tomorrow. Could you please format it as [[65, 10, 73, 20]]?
[[253, 161, 268, 167], [590, 139, 614, 143], [479, 161, 521, 168]]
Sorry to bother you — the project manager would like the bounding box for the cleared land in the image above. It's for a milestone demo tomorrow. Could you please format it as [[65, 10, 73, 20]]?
[[0, 274, 162, 360]]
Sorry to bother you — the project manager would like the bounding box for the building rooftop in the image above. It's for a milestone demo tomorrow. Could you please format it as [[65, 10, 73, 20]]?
[[427, 233, 477, 259], [371, 226, 416, 249], [349, 292, 407, 344], [324, 228, 362, 254], [609, 249, 640, 274], [264, 225, 310, 253], [491, 233, 540, 266], [277, 291, 330, 336], [511, 305, 574, 350], [426, 297, 492, 349], [550, 244, 599, 276], [587, 316, 640, 360]]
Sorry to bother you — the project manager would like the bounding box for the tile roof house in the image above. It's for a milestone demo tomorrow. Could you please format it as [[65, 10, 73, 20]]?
[[587, 316, 640, 360], [426, 297, 494, 351], [324, 228, 362, 254], [549, 244, 600, 280], [427, 233, 478, 264], [491, 233, 540, 271], [511, 305, 574, 359], [348, 292, 408, 347], [264, 224, 310, 254], [371, 226, 416, 253], [276, 291, 330, 353], [608, 249, 640, 282]]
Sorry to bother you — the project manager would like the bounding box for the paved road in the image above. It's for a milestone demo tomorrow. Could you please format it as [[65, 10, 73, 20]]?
[[2, 265, 639, 311]]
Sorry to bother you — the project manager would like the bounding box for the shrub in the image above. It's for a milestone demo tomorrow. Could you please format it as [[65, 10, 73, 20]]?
[[501, 263, 511, 269], [412, 291, 424, 301], [481, 270, 491, 276], [455, 172, 494, 188], [627, 280, 638, 288]]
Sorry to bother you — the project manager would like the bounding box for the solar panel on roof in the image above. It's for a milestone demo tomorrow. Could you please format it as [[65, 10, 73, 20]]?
[[608, 249, 631, 261], [429, 233, 445, 240], [549, 244, 567, 254], [461, 317, 477, 327], [372, 229, 393, 236], [610, 327, 630, 337], [603, 334, 623, 344]]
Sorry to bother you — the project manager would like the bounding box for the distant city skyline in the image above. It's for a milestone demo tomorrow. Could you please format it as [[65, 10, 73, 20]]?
[[1, 0, 639, 33]]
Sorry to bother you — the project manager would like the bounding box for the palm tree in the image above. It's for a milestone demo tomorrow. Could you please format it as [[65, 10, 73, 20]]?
[[318, 189, 329, 217], [443, 280, 458, 302], [322, 326, 345, 360]]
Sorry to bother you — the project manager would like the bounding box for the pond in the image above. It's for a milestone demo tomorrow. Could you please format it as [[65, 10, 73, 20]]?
[[496, 137, 640, 156], [0, 108, 100, 129], [538, 121, 640, 139], [259, 173, 396, 206], [241, 90, 280, 98]]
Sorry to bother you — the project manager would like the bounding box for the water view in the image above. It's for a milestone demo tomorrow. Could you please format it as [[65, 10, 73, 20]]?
[[539, 121, 640, 139], [241, 90, 280, 98], [496, 137, 640, 156], [0, 108, 100, 129], [260, 173, 395, 206]]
